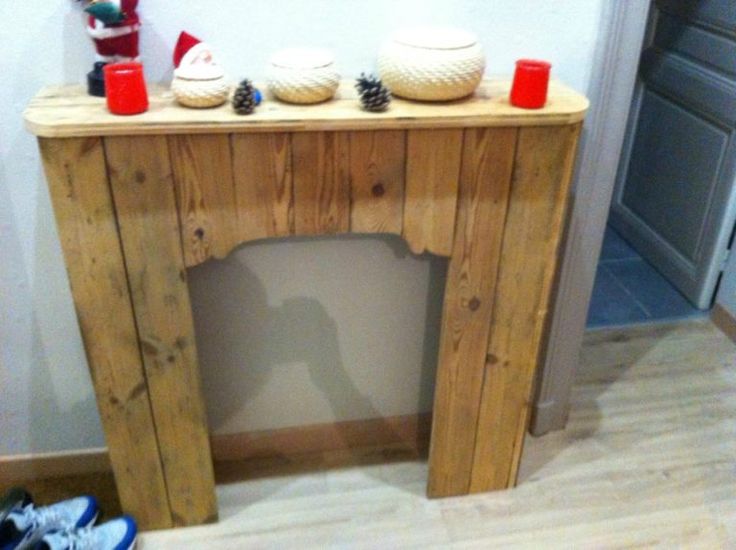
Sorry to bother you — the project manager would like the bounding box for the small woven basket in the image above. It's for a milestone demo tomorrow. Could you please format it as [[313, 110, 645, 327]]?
[[171, 75, 230, 108], [267, 48, 340, 104], [378, 27, 485, 101]]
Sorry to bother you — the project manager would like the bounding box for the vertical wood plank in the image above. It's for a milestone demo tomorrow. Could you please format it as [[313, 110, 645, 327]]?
[[39, 137, 172, 529], [469, 123, 582, 492], [292, 132, 351, 235], [403, 129, 464, 256], [231, 132, 294, 242], [105, 136, 218, 526], [426, 127, 517, 497], [349, 130, 405, 235], [168, 134, 238, 267]]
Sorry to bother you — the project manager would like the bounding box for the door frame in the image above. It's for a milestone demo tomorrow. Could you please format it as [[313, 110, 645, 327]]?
[[532, 0, 653, 434]]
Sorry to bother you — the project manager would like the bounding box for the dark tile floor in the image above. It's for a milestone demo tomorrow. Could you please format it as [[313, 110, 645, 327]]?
[[586, 226, 705, 328]]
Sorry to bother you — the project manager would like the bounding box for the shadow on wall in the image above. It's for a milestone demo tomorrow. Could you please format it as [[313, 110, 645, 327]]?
[[0, 2, 111, 454], [61, 5, 90, 84], [188, 234, 447, 446], [29, 165, 105, 453], [28, 316, 103, 454]]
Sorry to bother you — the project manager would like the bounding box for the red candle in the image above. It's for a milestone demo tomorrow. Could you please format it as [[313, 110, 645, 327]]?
[[510, 59, 551, 109], [103, 62, 149, 115]]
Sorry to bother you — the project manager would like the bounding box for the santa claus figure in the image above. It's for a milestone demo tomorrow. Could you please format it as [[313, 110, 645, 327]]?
[[170, 31, 229, 108], [84, 0, 140, 62]]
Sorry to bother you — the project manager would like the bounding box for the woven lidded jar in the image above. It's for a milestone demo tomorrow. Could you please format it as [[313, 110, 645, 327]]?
[[267, 48, 340, 104], [171, 74, 230, 108], [378, 27, 485, 101], [171, 48, 229, 109]]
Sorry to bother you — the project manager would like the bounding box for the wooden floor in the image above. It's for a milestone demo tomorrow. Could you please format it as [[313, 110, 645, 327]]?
[[136, 319, 736, 548]]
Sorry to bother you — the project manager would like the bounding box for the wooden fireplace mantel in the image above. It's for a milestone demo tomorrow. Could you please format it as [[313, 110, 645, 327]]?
[[25, 80, 587, 530]]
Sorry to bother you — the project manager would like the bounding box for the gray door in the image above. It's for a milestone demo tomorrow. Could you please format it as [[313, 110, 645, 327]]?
[[609, 0, 736, 309]]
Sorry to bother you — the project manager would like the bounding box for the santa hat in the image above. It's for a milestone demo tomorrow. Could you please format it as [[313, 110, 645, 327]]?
[[173, 31, 225, 80], [173, 31, 206, 68]]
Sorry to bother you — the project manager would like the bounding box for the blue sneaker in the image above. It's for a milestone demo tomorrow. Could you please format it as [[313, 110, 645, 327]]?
[[35, 516, 137, 550], [0, 497, 98, 550]]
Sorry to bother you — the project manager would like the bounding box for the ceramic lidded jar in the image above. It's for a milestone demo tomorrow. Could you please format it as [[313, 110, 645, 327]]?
[[267, 48, 340, 104], [378, 27, 485, 101]]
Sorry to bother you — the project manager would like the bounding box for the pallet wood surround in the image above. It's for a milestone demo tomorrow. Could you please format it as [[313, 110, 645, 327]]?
[[25, 80, 587, 530]]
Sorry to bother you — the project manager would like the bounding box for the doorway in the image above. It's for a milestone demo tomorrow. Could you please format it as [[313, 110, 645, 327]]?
[[587, 226, 705, 327], [586, 0, 736, 329]]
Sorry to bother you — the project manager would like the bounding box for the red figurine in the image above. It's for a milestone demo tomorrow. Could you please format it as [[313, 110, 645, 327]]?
[[79, 0, 141, 96], [85, 0, 141, 63]]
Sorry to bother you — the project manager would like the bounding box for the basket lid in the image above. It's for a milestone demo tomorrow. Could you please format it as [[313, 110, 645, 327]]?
[[269, 48, 335, 69], [174, 63, 225, 80], [391, 27, 478, 50]]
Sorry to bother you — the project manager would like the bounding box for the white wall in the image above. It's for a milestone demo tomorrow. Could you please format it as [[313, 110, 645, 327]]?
[[0, 0, 604, 455]]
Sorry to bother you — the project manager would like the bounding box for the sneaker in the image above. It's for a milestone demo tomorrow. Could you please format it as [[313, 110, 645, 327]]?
[[35, 516, 137, 550], [0, 497, 98, 550], [0, 489, 33, 526]]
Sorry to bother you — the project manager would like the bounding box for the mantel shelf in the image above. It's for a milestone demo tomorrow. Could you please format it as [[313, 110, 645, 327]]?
[[25, 79, 588, 138]]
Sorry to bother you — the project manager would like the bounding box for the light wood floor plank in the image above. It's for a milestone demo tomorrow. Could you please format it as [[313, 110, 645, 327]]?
[[140, 320, 736, 548]]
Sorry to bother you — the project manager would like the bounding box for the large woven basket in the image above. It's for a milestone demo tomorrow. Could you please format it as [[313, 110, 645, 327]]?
[[378, 27, 485, 101]]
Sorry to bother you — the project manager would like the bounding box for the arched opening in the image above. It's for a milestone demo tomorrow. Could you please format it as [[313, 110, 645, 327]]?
[[188, 234, 448, 471]]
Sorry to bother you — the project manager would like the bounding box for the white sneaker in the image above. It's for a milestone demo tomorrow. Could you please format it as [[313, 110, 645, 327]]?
[[1, 496, 98, 550], [36, 516, 137, 550]]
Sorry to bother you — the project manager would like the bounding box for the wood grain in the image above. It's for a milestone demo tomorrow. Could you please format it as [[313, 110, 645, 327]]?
[[469, 123, 582, 492], [349, 130, 406, 235], [292, 132, 351, 235], [427, 127, 518, 497], [105, 136, 217, 526], [231, 132, 294, 245], [138, 320, 736, 549], [7, 321, 735, 546], [403, 129, 464, 256], [38, 137, 172, 529], [24, 80, 589, 138], [171, 133, 295, 267], [33, 78, 588, 526], [168, 134, 238, 267]]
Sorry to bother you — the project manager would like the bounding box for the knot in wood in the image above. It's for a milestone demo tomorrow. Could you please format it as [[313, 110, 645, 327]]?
[[468, 296, 481, 311], [371, 183, 386, 197], [194, 227, 205, 240]]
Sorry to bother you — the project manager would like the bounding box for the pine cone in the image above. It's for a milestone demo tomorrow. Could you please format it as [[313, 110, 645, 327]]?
[[232, 79, 257, 115], [355, 73, 391, 112]]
